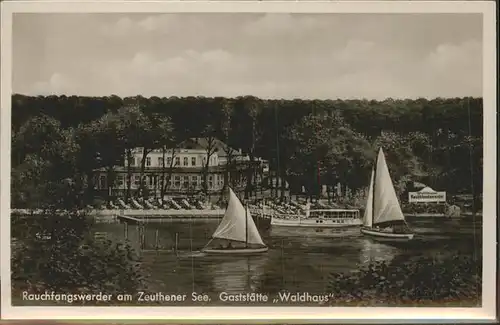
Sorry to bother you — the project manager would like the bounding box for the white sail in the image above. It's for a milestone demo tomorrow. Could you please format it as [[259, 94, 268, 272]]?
[[211, 188, 265, 246], [372, 148, 406, 224], [245, 207, 266, 246], [363, 169, 374, 227]]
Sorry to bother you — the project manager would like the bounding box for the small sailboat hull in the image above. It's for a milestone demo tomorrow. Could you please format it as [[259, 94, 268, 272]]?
[[360, 227, 414, 242], [202, 246, 269, 255]]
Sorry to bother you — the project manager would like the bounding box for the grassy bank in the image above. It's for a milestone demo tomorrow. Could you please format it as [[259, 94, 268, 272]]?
[[326, 250, 481, 307]]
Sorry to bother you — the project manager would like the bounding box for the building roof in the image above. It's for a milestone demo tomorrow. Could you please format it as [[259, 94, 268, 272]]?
[[96, 166, 226, 173], [127, 138, 268, 163], [179, 137, 241, 157], [418, 186, 438, 193]]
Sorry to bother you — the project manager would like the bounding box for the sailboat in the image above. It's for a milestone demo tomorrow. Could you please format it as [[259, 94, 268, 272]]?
[[202, 187, 269, 254], [360, 148, 415, 242]]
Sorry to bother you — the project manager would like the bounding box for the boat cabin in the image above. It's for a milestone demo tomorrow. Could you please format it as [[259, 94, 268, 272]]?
[[308, 209, 360, 220]]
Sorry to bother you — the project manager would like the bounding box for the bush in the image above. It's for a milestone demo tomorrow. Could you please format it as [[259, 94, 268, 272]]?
[[327, 252, 481, 306], [402, 202, 447, 214], [91, 197, 107, 208], [11, 209, 148, 305]]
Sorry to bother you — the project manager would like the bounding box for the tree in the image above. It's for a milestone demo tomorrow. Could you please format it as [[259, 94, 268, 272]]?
[[139, 114, 174, 198], [287, 112, 373, 201], [200, 125, 218, 196], [113, 105, 153, 200], [77, 112, 127, 202], [326, 128, 374, 199], [373, 131, 428, 196], [11, 154, 53, 209], [160, 140, 179, 199], [11, 116, 82, 209], [274, 101, 287, 198], [242, 97, 262, 199], [220, 99, 234, 200], [10, 94, 484, 209], [12, 209, 147, 302]]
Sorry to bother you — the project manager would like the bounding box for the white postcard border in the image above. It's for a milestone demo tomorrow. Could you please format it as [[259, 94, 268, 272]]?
[[1, 0, 496, 322]]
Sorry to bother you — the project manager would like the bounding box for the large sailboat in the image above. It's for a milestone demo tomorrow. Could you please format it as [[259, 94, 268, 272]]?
[[360, 148, 415, 242], [202, 188, 269, 254]]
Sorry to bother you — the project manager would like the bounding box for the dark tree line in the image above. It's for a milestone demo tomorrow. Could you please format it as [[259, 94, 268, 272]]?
[[11, 94, 483, 211]]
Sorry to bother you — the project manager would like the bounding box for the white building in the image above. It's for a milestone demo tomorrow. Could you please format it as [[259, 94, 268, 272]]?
[[94, 138, 269, 197]]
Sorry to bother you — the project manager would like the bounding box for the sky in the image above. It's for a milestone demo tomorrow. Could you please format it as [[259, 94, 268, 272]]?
[[12, 13, 483, 100]]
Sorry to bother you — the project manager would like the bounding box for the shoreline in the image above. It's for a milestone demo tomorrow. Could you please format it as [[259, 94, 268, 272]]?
[[406, 212, 482, 218], [94, 209, 226, 218], [11, 208, 483, 218]]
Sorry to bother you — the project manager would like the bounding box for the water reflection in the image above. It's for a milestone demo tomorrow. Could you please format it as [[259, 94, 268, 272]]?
[[208, 255, 268, 293], [94, 217, 481, 297], [269, 225, 360, 240], [358, 238, 398, 267]]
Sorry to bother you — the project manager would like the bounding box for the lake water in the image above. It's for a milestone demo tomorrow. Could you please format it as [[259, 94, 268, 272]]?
[[94, 216, 482, 306]]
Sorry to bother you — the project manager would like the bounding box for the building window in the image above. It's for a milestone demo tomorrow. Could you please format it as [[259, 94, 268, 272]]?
[[134, 175, 140, 187], [146, 157, 151, 167], [149, 176, 154, 187], [208, 175, 213, 189], [158, 157, 164, 167], [174, 176, 181, 188], [117, 175, 124, 187], [183, 157, 188, 166], [191, 157, 196, 166], [100, 175, 106, 188], [191, 175, 197, 188], [182, 176, 189, 189], [175, 157, 180, 166], [167, 157, 172, 166]]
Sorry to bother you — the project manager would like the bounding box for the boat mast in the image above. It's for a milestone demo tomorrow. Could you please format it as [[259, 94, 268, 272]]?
[[245, 203, 248, 248], [371, 149, 378, 228]]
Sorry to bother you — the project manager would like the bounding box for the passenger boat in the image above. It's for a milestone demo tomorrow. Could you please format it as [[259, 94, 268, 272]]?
[[202, 187, 269, 255], [248, 206, 272, 230], [360, 148, 415, 242], [270, 204, 362, 228]]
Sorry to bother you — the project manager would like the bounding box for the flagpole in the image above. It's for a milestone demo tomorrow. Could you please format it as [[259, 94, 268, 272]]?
[[245, 202, 248, 248]]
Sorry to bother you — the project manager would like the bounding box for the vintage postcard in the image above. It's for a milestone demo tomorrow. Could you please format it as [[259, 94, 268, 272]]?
[[0, 0, 497, 322]]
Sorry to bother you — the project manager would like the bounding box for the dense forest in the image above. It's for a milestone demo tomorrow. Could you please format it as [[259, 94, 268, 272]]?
[[10, 94, 483, 211]]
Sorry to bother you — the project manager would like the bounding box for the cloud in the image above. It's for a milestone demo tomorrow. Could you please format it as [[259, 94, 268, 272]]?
[[99, 16, 135, 38], [419, 40, 482, 97], [82, 48, 251, 97], [136, 14, 180, 33], [243, 13, 332, 39], [426, 40, 482, 74], [31, 73, 77, 95], [12, 13, 483, 99]]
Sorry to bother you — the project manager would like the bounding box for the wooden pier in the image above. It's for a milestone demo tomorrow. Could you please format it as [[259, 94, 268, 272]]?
[[116, 220, 181, 255]]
